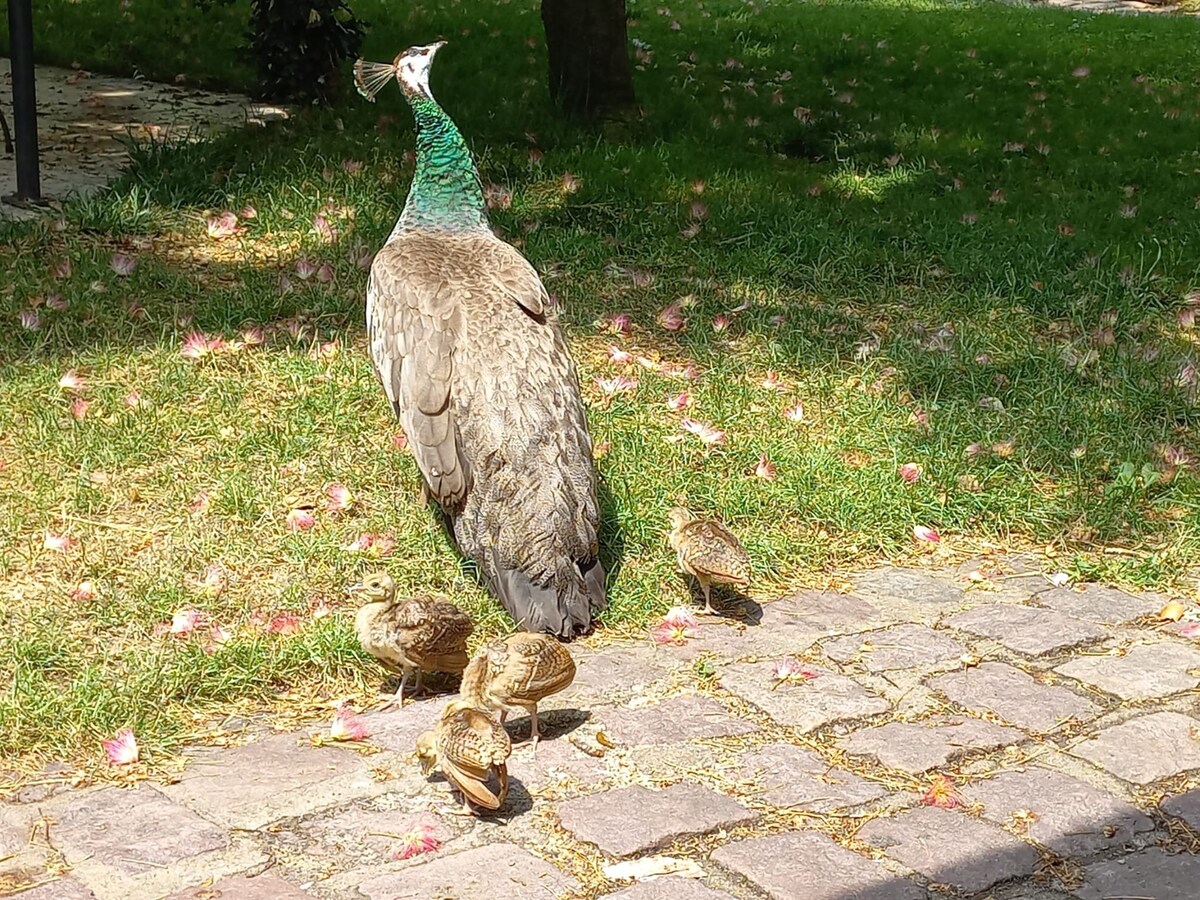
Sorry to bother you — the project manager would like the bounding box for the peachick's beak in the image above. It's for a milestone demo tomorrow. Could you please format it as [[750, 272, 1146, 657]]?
[[428, 40, 447, 54], [346, 583, 365, 596]]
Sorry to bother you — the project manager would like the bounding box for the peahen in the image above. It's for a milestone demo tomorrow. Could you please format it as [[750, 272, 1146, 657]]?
[[353, 42, 607, 639]]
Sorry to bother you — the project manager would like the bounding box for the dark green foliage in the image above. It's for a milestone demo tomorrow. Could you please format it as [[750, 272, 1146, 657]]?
[[199, 0, 365, 104]]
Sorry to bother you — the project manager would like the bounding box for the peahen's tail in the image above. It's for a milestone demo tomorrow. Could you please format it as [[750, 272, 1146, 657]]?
[[488, 547, 606, 639]]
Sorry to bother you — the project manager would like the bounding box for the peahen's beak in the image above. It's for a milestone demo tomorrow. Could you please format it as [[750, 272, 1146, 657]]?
[[345, 582, 365, 595]]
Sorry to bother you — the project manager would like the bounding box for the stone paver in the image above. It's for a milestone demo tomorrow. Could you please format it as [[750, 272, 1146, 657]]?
[[10, 879, 97, 899], [361, 700, 443, 754], [839, 716, 1025, 773], [853, 568, 966, 609], [1035, 583, 1162, 625], [1162, 787, 1200, 830], [8, 566, 1198, 899], [1074, 848, 1200, 900], [556, 783, 756, 857], [157, 731, 389, 830], [558, 645, 675, 704], [931, 662, 1099, 731], [41, 786, 227, 875], [308, 806, 455, 863], [672, 590, 885, 660], [720, 661, 889, 732], [596, 695, 757, 746], [164, 874, 310, 899], [822, 623, 967, 672], [962, 767, 1154, 857], [733, 742, 886, 811], [1070, 712, 1200, 784], [1054, 642, 1200, 700], [712, 830, 925, 900], [357, 843, 577, 900], [945, 604, 1105, 656], [504, 734, 608, 795], [602, 877, 736, 899], [857, 805, 1038, 893]]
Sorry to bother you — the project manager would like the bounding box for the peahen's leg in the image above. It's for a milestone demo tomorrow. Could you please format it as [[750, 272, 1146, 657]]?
[[698, 581, 718, 616], [379, 666, 411, 710]]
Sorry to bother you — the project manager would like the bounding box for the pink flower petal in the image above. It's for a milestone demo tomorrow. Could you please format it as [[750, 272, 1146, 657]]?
[[650, 621, 694, 645], [393, 823, 442, 860], [69, 397, 90, 420], [324, 482, 355, 514], [109, 252, 137, 276], [392, 432, 410, 452], [607, 345, 634, 365], [287, 508, 316, 531], [666, 391, 692, 411], [102, 728, 139, 766], [760, 371, 786, 391], [19, 308, 41, 331], [657, 304, 687, 332], [913, 525, 941, 543], [772, 657, 819, 682], [1179, 622, 1200, 639], [680, 418, 726, 445], [329, 707, 369, 742], [266, 612, 302, 635], [294, 258, 318, 280], [662, 606, 700, 629], [58, 370, 86, 392], [43, 531, 77, 553], [70, 580, 97, 601], [783, 402, 805, 423], [169, 608, 204, 637], [205, 210, 240, 240], [600, 313, 632, 336], [898, 462, 922, 483], [712, 314, 730, 333], [595, 375, 639, 395], [753, 453, 777, 481]]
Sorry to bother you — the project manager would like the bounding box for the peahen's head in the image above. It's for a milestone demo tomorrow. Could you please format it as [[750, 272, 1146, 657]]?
[[354, 41, 446, 103], [395, 41, 446, 100]]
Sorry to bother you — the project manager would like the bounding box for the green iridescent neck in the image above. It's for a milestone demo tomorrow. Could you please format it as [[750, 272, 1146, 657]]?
[[396, 94, 489, 234]]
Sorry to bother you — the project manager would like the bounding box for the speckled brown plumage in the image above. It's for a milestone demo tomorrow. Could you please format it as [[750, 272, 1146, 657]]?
[[460, 632, 576, 746], [352, 572, 473, 708], [416, 700, 511, 815], [366, 213, 606, 641], [667, 507, 752, 615]]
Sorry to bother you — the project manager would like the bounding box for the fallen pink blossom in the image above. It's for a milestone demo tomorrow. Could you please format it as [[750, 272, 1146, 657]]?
[[325, 482, 355, 514], [266, 612, 302, 635], [206, 210, 240, 240], [666, 391, 692, 411], [783, 402, 805, 423], [754, 454, 777, 481], [913, 525, 941, 543], [898, 462, 922, 483], [110, 252, 137, 276], [595, 376, 638, 395], [393, 823, 442, 860], [329, 707, 369, 742], [102, 728, 139, 766], [287, 508, 317, 531], [43, 531, 77, 553], [680, 418, 726, 445], [70, 580, 97, 602]]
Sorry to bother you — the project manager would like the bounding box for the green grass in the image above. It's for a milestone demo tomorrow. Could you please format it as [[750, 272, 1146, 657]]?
[[2, 0, 1200, 769]]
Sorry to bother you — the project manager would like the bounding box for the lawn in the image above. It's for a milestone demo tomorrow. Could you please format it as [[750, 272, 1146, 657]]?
[[1, 0, 1199, 773]]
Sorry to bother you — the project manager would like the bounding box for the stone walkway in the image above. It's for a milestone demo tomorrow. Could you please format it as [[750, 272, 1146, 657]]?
[[0, 58, 286, 219], [2, 560, 1199, 899]]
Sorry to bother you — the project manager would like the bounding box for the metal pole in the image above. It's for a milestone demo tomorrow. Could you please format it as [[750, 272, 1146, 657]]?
[[6, 0, 43, 204]]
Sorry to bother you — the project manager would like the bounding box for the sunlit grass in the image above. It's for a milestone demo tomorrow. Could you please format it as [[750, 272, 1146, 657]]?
[[2, 0, 1200, 769]]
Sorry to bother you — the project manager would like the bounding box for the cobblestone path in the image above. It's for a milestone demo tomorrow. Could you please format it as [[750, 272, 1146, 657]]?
[[3, 560, 1199, 899]]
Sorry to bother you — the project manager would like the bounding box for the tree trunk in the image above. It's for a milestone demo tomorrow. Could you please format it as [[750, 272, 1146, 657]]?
[[541, 0, 635, 118]]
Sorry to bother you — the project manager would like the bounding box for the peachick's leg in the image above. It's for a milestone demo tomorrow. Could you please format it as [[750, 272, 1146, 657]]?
[[529, 706, 540, 750], [379, 667, 411, 710], [698, 582, 718, 616], [414, 669, 424, 695]]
